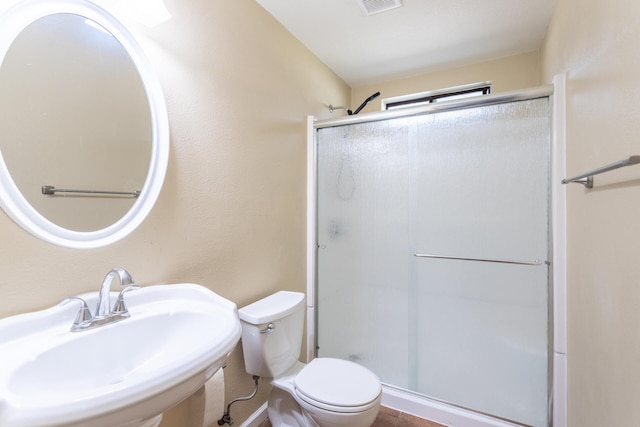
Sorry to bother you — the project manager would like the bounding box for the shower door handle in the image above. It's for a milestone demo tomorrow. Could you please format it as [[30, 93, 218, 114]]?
[[414, 253, 547, 266]]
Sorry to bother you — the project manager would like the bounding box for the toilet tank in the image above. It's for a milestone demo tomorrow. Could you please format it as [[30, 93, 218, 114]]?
[[238, 291, 305, 378]]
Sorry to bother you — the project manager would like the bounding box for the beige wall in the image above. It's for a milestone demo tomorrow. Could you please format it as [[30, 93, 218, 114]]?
[[542, 0, 640, 425], [0, 0, 349, 425], [5, 0, 639, 425], [350, 51, 541, 115]]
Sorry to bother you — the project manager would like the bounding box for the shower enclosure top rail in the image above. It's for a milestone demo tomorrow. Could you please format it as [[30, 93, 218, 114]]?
[[314, 85, 554, 129], [561, 155, 640, 188], [414, 253, 546, 266]]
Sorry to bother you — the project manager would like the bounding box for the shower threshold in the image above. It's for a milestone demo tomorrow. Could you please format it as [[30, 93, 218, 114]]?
[[381, 384, 529, 427]]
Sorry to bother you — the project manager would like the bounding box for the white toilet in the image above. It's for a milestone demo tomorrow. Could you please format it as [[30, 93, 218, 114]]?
[[239, 291, 382, 427]]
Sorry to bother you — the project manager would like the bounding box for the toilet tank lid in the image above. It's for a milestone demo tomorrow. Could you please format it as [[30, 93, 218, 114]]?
[[239, 291, 305, 325]]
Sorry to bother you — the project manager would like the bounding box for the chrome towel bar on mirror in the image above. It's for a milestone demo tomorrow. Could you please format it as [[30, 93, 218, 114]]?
[[414, 253, 546, 266], [561, 155, 640, 188], [42, 185, 140, 198]]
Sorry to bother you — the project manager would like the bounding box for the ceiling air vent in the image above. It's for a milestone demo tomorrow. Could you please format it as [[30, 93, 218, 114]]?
[[358, 0, 403, 16]]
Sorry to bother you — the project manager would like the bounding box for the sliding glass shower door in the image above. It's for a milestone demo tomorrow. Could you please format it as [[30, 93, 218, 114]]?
[[316, 98, 550, 427]]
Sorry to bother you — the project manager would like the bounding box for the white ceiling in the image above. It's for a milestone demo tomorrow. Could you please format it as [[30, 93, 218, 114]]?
[[255, 0, 557, 88]]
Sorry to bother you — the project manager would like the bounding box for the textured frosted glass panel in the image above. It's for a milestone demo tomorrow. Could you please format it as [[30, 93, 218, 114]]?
[[411, 98, 550, 427], [412, 99, 550, 261], [316, 97, 550, 427], [416, 261, 548, 426], [316, 119, 412, 387]]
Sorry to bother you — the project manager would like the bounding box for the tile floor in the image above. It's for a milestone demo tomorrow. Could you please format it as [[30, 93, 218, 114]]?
[[258, 405, 447, 427]]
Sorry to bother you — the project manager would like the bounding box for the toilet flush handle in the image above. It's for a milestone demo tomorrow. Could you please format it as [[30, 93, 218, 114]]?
[[260, 323, 275, 334]]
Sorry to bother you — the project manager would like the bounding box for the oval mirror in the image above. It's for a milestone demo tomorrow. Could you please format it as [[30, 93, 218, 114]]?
[[0, 0, 169, 249]]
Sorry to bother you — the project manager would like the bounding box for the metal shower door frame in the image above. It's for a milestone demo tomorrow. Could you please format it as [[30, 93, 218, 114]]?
[[305, 83, 565, 427]]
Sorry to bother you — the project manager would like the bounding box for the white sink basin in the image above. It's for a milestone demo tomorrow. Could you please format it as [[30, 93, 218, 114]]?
[[0, 283, 242, 427]]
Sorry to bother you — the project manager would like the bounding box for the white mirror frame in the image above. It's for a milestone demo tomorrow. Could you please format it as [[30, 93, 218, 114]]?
[[0, 0, 169, 249]]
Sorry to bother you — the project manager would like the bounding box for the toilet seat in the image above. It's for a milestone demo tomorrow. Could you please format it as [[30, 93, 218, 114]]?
[[293, 358, 381, 414]]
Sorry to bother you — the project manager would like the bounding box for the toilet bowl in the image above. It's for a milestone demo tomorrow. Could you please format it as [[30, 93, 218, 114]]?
[[238, 291, 381, 427]]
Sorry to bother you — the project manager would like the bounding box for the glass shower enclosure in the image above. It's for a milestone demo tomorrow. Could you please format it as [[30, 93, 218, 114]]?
[[314, 96, 551, 426]]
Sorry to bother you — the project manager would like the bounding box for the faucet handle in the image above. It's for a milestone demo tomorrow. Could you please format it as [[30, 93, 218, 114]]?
[[112, 285, 141, 315], [60, 297, 93, 329]]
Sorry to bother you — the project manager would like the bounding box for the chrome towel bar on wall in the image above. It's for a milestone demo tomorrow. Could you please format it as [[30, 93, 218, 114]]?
[[42, 185, 140, 198], [562, 155, 640, 188]]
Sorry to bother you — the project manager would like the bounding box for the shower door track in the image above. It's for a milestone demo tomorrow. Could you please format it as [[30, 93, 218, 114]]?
[[313, 85, 554, 129]]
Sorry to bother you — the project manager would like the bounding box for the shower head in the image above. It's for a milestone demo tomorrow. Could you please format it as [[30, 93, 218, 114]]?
[[348, 91, 381, 115], [328, 92, 381, 115]]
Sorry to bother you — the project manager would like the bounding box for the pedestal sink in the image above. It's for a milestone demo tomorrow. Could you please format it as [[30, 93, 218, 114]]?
[[0, 283, 242, 427]]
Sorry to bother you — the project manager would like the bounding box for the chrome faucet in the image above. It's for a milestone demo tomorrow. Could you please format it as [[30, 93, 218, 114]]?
[[95, 267, 135, 318], [63, 268, 139, 332]]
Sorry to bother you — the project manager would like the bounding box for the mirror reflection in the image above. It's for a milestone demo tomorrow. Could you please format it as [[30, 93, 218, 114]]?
[[0, 13, 152, 232]]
